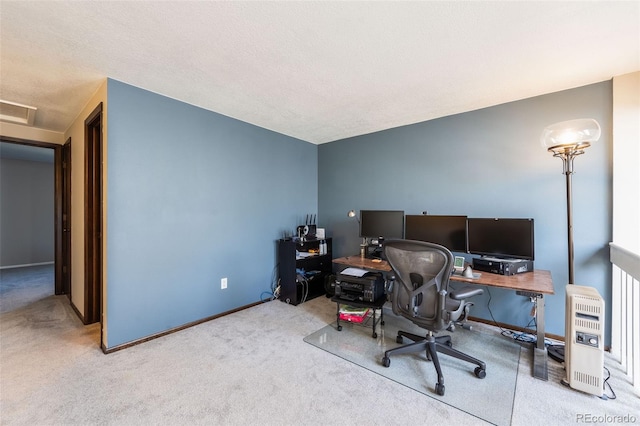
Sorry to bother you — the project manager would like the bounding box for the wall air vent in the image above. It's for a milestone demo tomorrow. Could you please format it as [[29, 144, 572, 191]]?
[[0, 99, 37, 126]]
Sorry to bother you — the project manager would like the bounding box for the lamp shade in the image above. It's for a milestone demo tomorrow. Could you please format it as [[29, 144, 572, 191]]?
[[541, 118, 601, 149]]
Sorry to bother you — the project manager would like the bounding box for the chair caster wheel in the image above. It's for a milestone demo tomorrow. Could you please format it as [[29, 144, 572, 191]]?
[[474, 367, 486, 379], [435, 383, 445, 396], [337, 325, 342, 331], [396, 336, 403, 344], [382, 356, 390, 367], [381, 320, 385, 325], [372, 332, 377, 338]]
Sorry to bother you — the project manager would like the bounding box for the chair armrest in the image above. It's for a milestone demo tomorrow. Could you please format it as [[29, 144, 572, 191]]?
[[385, 274, 396, 293], [449, 286, 483, 300]]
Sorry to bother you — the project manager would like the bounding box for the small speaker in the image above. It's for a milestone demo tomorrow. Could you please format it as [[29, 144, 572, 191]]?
[[324, 274, 336, 296]]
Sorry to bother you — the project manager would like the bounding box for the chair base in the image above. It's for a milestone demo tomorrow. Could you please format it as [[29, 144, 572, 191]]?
[[381, 330, 486, 396]]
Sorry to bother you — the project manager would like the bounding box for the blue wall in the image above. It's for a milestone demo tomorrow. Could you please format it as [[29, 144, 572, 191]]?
[[105, 79, 317, 348], [318, 81, 613, 341], [103, 79, 613, 348], [0, 155, 54, 267]]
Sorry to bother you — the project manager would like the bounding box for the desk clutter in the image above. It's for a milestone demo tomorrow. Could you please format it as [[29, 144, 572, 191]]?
[[277, 211, 536, 307], [338, 305, 371, 323]]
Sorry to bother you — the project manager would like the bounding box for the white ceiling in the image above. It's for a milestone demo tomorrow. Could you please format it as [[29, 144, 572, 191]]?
[[1, 1, 638, 144]]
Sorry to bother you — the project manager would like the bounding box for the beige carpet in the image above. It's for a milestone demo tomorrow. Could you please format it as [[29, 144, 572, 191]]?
[[1, 265, 638, 425]]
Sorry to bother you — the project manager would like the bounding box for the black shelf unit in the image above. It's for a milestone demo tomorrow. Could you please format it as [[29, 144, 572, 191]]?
[[278, 238, 332, 305]]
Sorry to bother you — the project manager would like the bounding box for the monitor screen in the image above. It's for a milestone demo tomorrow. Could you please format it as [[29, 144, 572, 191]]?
[[404, 215, 467, 252], [359, 210, 404, 239], [467, 218, 535, 260]]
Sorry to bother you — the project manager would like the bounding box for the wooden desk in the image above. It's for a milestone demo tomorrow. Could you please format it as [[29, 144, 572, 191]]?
[[333, 255, 392, 272], [332, 256, 554, 381]]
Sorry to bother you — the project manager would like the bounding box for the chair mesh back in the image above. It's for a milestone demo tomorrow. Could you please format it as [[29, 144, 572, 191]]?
[[384, 240, 454, 331]]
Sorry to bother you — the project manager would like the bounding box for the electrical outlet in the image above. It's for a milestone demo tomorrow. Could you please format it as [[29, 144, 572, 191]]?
[[221, 277, 227, 289]]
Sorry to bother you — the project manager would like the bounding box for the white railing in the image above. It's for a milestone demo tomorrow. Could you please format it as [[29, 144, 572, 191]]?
[[609, 242, 640, 395]]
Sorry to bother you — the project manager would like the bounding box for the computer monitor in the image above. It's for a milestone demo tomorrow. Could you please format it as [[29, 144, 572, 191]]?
[[467, 218, 535, 260], [404, 215, 467, 252], [359, 210, 404, 239]]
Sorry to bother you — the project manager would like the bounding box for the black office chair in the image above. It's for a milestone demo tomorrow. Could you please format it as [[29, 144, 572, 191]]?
[[381, 239, 486, 396]]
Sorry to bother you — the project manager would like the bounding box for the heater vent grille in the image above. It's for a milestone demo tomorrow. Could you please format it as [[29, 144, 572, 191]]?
[[575, 297, 602, 314], [574, 318, 601, 331], [573, 371, 601, 388]]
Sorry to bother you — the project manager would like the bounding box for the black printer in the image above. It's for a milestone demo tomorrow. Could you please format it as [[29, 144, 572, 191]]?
[[334, 272, 385, 303]]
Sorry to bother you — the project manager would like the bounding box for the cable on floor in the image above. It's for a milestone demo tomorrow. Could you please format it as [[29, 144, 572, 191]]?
[[485, 286, 552, 346], [602, 366, 617, 400], [260, 263, 280, 302]]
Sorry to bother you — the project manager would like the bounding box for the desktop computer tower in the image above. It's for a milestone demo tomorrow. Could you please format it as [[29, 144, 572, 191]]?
[[472, 257, 533, 276], [563, 285, 605, 397]]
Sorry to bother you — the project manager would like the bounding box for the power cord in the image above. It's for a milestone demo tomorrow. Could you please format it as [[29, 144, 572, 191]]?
[[485, 287, 552, 346], [601, 366, 617, 400], [260, 263, 280, 302], [297, 274, 309, 304]]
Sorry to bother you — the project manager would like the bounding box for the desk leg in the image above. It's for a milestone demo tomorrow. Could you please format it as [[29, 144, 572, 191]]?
[[371, 309, 377, 338], [533, 294, 548, 381]]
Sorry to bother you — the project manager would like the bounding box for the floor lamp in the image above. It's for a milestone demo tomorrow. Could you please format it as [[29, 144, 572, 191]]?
[[541, 118, 601, 363], [541, 118, 601, 284]]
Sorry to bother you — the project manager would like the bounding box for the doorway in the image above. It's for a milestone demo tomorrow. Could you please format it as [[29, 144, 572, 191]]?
[[0, 137, 67, 295]]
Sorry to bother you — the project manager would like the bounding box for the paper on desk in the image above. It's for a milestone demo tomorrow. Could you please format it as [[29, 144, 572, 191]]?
[[296, 252, 316, 260], [340, 267, 369, 277]]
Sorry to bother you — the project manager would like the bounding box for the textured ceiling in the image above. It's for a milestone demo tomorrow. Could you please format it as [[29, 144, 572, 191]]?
[[1, 1, 638, 144]]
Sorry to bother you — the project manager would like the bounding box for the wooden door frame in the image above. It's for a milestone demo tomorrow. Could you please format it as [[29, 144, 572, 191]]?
[[0, 136, 66, 294], [84, 103, 103, 325], [62, 138, 72, 297]]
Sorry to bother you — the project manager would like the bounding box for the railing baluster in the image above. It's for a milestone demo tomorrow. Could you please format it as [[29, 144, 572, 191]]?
[[633, 276, 639, 393], [609, 243, 640, 395], [611, 266, 621, 360]]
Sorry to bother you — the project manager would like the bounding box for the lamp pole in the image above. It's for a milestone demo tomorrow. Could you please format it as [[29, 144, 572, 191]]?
[[550, 143, 589, 285], [565, 167, 575, 284], [348, 210, 367, 258], [554, 145, 587, 284]]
